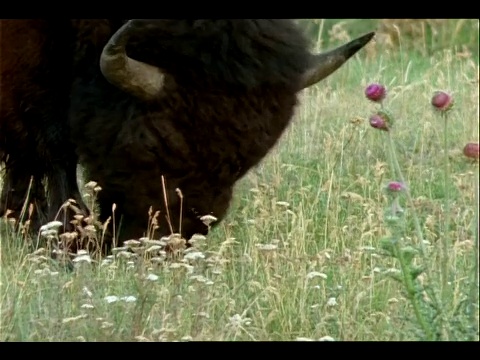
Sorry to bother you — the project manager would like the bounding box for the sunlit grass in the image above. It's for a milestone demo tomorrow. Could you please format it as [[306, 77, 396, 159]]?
[[1, 20, 478, 341]]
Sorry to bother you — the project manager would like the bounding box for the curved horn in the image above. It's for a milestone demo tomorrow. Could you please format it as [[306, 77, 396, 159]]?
[[100, 20, 165, 100], [300, 32, 375, 90]]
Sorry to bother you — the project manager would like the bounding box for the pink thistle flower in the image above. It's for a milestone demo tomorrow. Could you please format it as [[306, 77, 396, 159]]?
[[431, 91, 453, 112], [386, 181, 407, 193], [463, 142, 479, 160], [365, 83, 386, 103]]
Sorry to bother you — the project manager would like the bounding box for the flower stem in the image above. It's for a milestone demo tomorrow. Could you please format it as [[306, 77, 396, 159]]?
[[440, 112, 451, 302], [468, 166, 479, 339], [393, 239, 435, 340], [386, 132, 427, 256]]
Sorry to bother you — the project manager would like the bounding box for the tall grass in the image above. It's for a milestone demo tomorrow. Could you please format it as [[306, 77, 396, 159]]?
[[1, 19, 478, 341]]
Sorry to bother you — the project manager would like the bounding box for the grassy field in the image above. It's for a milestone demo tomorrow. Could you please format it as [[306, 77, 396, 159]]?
[[1, 19, 479, 341]]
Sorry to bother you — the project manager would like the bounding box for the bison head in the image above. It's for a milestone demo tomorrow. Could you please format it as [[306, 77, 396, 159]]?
[[73, 20, 374, 246]]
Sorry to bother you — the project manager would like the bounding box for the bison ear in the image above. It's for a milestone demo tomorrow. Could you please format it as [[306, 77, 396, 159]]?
[[100, 20, 166, 100], [300, 31, 375, 90]]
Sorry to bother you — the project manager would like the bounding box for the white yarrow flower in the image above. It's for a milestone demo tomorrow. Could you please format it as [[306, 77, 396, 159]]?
[[39, 221, 63, 232], [73, 254, 92, 263], [200, 215, 217, 226], [146, 273, 159, 281], [326, 297, 338, 307], [295, 337, 314, 341], [184, 251, 205, 261], [318, 336, 335, 341], [306, 271, 328, 280], [121, 296, 137, 303], [105, 296, 119, 303]]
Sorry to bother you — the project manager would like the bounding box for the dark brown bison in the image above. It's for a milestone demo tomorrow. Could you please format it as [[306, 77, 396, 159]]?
[[0, 19, 374, 251]]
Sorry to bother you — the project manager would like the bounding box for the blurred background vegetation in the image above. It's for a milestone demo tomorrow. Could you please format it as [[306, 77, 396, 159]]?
[[297, 19, 479, 62]]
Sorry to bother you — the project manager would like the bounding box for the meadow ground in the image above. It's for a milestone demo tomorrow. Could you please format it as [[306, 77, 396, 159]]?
[[0, 19, 479, 341]]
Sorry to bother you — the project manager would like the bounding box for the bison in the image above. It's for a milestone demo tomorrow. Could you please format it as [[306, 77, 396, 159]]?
[[0, 19, 374, 252]]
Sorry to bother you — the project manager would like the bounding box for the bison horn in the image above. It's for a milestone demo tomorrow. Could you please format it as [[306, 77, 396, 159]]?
[[100, 20, 165, 100], [300, 32, 375, 90]]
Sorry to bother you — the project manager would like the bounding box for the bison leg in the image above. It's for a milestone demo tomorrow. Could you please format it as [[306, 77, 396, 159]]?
[[45, 162, 89, 230], [0, 157, 48, 230]]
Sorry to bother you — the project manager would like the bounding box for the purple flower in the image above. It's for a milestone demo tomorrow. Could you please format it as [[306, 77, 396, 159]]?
[[386, 181, 407, 193], [463, 142, 479, 160], [431, 91, 453, 111], [369, 114, 389, 131], [365, 83, 386, 103]]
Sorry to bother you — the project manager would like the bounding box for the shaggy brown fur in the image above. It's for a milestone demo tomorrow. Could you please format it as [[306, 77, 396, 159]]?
[[0, 20, 87, 231], [1, 20, 315, 250]]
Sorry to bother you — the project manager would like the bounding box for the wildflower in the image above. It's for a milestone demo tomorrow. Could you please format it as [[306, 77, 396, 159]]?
[[359, 246, 376, 251], [188, 234, 207, 245], [369, 113, 389, 131], [326, 297, 337, 307], [196, 312, 210, 318], [146, 245, 163, 252], [100, 321, 113, 329], [256, 243, 278, 251], [146, 273, 159, 281], [101, 259, 113, 267], [183, 251, 205, 261], [121, 296, 137, 303], [463, 142, 479, 160], [228, 313, 252, 330], [365, 83, 386, 102], [306, 271, 328, 280], [385, 181, 406, 193], [104, 296, 119, 303], [39, 220, 63, 233], [295, 337, 315, 341], [141, 238, 167, 246], [200, 214, 217, 226], [82, 287, 93, 298], [34, 268, 53, 276], [72, 254, 92, 264], [189, 275, 211, 283], [123, 239, 141, 247], [431, 90, 453, 111], [318, 336, 335, 341]]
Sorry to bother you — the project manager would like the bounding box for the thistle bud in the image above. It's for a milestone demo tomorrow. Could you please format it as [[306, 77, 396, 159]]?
[[463, 142, 479, 160], [386, 181, 406, 193], [369, 113, 389, 131], [431, 91, 453, 112], [365, 83, 386, 103]]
